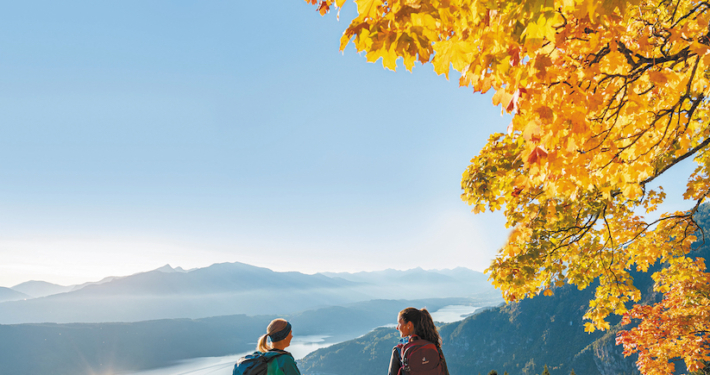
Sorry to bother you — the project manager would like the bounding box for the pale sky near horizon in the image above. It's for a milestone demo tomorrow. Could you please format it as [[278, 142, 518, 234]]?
[[0, 1, 697, 288]]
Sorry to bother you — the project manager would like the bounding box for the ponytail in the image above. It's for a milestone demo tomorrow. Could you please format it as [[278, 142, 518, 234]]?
[[399, 307, 442, 348], [256, 334, 270, 353], [256, 318, 290, 352], [417, 308, 442, 348]]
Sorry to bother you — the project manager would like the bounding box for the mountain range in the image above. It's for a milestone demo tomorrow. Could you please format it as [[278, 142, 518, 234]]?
[[10, 275, 128, 299], [10, 280, 74, 298], [0, 263, 495, 324], [319, 267, 491, 300]]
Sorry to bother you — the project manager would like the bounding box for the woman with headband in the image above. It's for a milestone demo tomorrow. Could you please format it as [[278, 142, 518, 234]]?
[[234, 318, 301, 375]]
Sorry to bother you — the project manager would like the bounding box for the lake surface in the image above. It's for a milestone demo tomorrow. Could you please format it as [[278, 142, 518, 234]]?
[[126, 335, 336, 375], [379, 304, 480, 328], [126, 305, 478, 375], [430, 304, 480, 323]]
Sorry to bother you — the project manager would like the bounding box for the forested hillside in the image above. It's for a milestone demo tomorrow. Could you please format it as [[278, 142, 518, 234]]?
[[300, 285, 634, 375], [300, 283, 643, 375]]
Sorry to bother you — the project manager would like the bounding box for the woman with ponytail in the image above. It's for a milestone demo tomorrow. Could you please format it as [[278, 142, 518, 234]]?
[[388, 307, 450, 375], [234, 318, 301, 375]]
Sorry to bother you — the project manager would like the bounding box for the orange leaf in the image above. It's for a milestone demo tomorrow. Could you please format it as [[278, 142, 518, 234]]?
[[317, 1, 330, 15], [648, 71, 667, 85], [506, 88, 527, 113], [527, 145, 548, 164]]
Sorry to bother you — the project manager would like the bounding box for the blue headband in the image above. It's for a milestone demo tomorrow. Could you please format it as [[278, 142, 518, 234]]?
[[269, 322, 291, 342]]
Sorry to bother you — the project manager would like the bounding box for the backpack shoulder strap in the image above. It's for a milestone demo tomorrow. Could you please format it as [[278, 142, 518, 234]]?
[[266, 351, 290, 359], [265, 350, 292, 365]]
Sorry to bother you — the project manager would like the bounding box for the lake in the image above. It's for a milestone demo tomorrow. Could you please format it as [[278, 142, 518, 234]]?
[[126, 335, 333, 375], [126, 305, 479, 375], [430, 304, 480, 323]]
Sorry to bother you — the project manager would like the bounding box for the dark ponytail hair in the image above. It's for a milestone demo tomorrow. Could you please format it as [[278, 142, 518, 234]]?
[[399, 307, 441, 348]]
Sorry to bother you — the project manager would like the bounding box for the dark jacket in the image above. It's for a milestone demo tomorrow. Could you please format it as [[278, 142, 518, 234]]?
[[388, 337, 450, 375]]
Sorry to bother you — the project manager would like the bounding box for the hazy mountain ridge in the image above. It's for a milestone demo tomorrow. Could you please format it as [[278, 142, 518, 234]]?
[[153, 264, 189, 273], [70, 276, 121, 291], [11, 275, 122, 299], [11, 281, 73, 298], [320, 267, 487, 284], [0, 263, 495, 324], [0, 297, 485, 375], [72, 262, 358, 296], [319, 267, 492, 300], [8, 265, 188, 301], [0, 287, 29, 303], [0, 265, 370, 324]]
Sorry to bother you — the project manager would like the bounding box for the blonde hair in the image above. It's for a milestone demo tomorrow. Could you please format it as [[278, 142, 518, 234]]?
[[256, 318, 289, 352]]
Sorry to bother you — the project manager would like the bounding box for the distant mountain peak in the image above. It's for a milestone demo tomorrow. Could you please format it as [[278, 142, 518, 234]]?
[[155, 264, 175, 273], [153, 264, 189, 273], [12, 280, 67, 289], [11, 280, 73, 298]]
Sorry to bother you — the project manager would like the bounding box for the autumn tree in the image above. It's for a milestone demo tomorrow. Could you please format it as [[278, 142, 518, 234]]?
[[542, 364, 552, 375], [309, 0, 710, 374]]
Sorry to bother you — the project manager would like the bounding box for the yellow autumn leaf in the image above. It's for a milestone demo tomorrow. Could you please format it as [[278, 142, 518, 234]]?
[[354, 0, 382, 19], [491, 88, 513, 109]]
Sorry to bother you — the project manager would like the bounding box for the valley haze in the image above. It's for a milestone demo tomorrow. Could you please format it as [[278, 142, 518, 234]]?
[[0, 262, 498, 324]]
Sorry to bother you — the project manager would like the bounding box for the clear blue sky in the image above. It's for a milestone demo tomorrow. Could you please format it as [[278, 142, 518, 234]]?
[[0, 1, 694, 287]]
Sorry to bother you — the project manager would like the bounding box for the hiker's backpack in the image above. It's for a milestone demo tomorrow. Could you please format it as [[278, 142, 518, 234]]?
[[233, 351, 286, 375], [397, 337, 444, 375]]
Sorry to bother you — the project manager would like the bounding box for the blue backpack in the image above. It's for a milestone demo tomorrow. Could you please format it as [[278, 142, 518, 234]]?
[[233, 351, 287, 375]]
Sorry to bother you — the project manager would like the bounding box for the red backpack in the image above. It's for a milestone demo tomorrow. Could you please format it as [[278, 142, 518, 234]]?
[[397, 336, 444, 375]]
